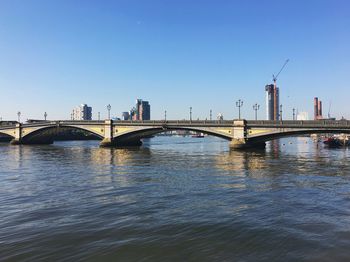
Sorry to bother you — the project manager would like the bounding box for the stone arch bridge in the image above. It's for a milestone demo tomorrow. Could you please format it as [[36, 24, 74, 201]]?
[[1, 120, 350, 149]]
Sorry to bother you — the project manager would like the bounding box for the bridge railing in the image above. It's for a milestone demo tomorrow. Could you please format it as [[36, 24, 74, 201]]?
[[247, 120, 350, 127], [112, 120, 235, 126], [2, 119, 350, 129]]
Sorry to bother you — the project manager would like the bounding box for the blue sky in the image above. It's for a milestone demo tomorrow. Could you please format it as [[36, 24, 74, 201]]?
[[0, 0, 349, 120]]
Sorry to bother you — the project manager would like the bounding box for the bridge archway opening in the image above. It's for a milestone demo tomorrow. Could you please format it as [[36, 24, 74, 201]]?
[[248, 129, 350, 144], [113, 127, 232, 147], [21, 125, 103, 144], [0, 132, 14, 142]]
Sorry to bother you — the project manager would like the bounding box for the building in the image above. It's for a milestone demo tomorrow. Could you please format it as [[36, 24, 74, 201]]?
[[217, 113, 224, 121], [297, 111, 309, 121], [265, 84, 279, 120], [314, 97, 323, 120], [0, 121, 17, 126], [72, 104, 92, 120], [121, 112, 130, 120], [131, 99, 151, 120]]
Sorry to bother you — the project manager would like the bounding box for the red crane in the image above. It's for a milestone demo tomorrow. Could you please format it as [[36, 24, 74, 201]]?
[[273, 59, 289, 84]]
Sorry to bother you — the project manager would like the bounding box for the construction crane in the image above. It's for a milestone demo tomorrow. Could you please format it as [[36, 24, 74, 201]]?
[[273, 59, 289, 84], [269, 59, 289, 121]]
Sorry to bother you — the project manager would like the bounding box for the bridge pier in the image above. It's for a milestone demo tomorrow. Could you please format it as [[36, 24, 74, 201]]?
[[99, 119, 143, 147], [100, 138, 114, 147], [10, 139, 22, 145], [100, 138, 143, 147], [230, 120, 265, 150], [230, 139, 266, 149], [100, 120, 114, 147], [10, 123, 22, 145]]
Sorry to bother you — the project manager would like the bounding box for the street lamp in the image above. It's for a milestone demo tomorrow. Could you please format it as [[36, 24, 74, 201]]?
[[17, 111, 21, 123], [236, 99, 243, 120], [98, 112, 101, 121], [44, 112, 47, 121], [107, 104, 111, 119], [210, 109, 212, 120], [292, 108, 296, 120], [253, 103, 260, 120], [189, 107, 192, 121], [280, 104, 283, 121], [164, 110, 167, 121]]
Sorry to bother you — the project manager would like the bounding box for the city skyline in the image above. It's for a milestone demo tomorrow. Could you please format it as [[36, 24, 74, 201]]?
[[0, 0, 349, 121]]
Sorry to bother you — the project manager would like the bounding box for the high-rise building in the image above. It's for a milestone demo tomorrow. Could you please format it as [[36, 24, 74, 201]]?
[[131, 99, 151, 120], [265, 84, 279, 120], [72, 104, 92, 120], [314, 97, 323, 120]]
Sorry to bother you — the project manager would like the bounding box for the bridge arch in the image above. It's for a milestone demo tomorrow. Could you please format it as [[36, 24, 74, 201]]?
[[112, 126, 233, 146], [247, 129, 350, 144], [21, 124, 104, 144], [0, 131, 15, 137]]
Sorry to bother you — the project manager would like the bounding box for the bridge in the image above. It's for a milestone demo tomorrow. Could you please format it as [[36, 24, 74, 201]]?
[[1, 119, 350, 149]]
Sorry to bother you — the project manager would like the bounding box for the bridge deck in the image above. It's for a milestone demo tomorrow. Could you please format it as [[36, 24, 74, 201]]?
[[1, 119, 350, 130]]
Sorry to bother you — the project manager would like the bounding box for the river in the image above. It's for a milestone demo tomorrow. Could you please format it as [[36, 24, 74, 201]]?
[[1, 136, 350, 261]]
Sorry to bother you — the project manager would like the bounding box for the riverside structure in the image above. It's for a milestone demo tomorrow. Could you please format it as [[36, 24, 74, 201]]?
[[1, 119, 350, 149]]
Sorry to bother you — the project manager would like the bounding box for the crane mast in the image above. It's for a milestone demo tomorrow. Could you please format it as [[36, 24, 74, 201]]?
[[271, 59, 289, 121]]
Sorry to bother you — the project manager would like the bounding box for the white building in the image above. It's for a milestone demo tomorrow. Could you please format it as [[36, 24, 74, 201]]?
[[297, 111, 309, 121], [72, 104, 92, 120]]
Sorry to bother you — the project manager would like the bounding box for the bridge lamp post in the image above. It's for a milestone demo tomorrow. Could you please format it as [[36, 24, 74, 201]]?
[[107, 104, 111, 120], [253, 103, 260, 120], [164, 110, 167, 121], [98, 112, 100, 121], [17, 111, 21, 123], [190, 107, 192, 121], [210, 109, 212, 121], [292, 108, 296, 120], [44, 112, 47, 121], [236, 99, 243, 120], [280, 104, 283, 121]]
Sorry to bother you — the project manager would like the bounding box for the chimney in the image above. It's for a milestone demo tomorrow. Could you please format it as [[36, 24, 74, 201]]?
[[314, 97, 319, 120], [318, 100, 322, 119]]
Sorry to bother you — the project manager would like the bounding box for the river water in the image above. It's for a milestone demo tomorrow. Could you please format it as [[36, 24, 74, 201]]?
[[1, 136, 350, 261]]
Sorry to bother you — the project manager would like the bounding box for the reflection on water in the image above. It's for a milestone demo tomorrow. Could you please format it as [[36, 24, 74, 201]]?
[[1, 136, 350, 261]]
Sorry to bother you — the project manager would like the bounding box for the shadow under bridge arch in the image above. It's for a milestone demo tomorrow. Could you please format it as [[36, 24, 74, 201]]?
[[247, 128, 350, 144], [0, 131, 14, 142], [112, 126, 233, 146], [20, 124, 104, 144]]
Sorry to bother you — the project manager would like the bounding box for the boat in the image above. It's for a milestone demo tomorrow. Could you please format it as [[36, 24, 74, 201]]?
[[192, 132, 205, 138], [323, 135, 350, 147]]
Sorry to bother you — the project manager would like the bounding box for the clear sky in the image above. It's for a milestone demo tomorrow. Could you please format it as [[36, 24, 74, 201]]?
[[0, 0, 349, 121]]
